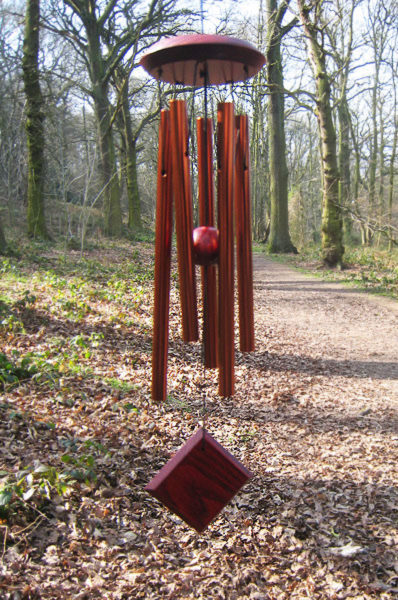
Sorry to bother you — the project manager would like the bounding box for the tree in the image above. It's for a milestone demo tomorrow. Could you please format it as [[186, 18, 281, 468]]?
[[47, 0, 190, 237], [104, 1, 191, 231], [0, 216, 6, 254], [112, 68, 160, 231], [286, 112, 322, 246], [366, 0, 389, 243], [241, 2, 270, 242], [22, 0, 49, 239], [297, 0, 344, 266], [57, 0, 124, 237], [387, 46, 397, 250], [0, 11, 26, 232], [265, 0, 297, 253], [325, 0, 359, 239]]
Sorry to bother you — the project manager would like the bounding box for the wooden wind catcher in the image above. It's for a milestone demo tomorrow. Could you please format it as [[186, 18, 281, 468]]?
[[145, 428, 252, 533], [141, 35, 265, 403], [141, 35, 264, 532]]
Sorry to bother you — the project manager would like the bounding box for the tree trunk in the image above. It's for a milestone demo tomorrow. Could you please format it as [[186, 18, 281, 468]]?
[[86, 16, 122, 238], [116, 73, 142, 230], [388, 107, 397, 251], [368, 67, 379, 244], [0, 217, 7, 254], [22, 0, 49, 239], [95, 92, 122, 237], [126, 138, 142, 230], [251, 87, 269, 241], [298, 1, 344, 266], [266, 0, 297, 253], [338, 97, 352, 238], [377, 109, 385, 243]]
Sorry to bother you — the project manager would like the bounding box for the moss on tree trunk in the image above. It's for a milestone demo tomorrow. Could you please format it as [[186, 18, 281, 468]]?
[[22, 0, 49, 240], [94, 93, 122, 237], [338, 98, 352, 238], [298, 1, 344, 266], [86, 17, 122, 238], [266, 0, 297, 254], [116, 75, 142, 230]]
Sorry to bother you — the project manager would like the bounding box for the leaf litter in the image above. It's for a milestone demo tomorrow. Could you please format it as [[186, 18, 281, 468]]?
[[0, 242, 397, 599]]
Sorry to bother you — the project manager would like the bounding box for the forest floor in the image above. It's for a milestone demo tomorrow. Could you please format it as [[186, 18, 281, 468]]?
[[0, 241, 397, 599]]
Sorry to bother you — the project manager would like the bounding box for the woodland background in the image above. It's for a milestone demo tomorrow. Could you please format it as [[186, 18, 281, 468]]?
[[0, 0, 397, 264], [1, 2, 398, 598]]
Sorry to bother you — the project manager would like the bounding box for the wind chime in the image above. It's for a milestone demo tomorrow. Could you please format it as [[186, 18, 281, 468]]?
[[140, 33, 265, 533]]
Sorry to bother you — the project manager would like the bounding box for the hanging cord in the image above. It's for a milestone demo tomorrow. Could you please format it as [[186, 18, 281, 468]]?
[[200, 0, 205, 34], [201, 63, 210, 446], [199, 0, 210, 447], [157, 77, 163, 111], [188, 68, 198, 164], [182, 61, 208, 445], [230, 81, 235, 107]]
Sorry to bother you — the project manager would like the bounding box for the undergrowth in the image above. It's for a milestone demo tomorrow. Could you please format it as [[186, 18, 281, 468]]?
[[0, 237, 154, 524], [260, 244, 398, 299]]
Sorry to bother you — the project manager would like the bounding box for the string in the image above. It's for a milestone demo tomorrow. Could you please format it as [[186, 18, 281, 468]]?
[[157, 76, 163, 111], [201, 61, 209, 447], [199, 0, 209, 448]]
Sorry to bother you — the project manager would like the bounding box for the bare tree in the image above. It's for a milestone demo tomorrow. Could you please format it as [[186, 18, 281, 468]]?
[[22, 0, 49, 239], [297, 0, 344, 265], [265, 0, 297, 253], [325, 0, 360, 239], [112, 69, 160, 230], [45, 0, 191, 237], [0, 9, 26, 231]]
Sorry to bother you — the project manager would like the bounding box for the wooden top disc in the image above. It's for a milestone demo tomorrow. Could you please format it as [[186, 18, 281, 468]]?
[[139, 34, 265, 86]]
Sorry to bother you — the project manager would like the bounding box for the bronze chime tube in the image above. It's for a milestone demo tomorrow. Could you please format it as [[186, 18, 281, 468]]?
[[217, 103, 235, 397], [197, 117, 218, 369], [235, 115, 255, 353], [152, 110, 173, 402], [169, 99, 199, 342]]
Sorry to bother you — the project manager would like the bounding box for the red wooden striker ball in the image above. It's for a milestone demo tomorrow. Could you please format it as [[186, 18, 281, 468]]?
[[192, 226, 219, 266]]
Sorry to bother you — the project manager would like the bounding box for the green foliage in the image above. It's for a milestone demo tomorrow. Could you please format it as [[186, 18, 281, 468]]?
[[121, 402, 139, 413], [0, 342, 98, 389], [0, 435, 112, 518], [126, 228, 155, 244], [166, 394, 192, 414], [61, 453, 97, 483], [0, 290, 37, 335], [0, 257, 20, 275], [14, 290, 37, 309], [0, 352, 38, 389], [105, 377, 138, 393], [60, 438, 110, 483], [238, 429, 257, 444], [0, 464, 72, 518], [0, 312, 26, 333], [266, 243, 398, 298]]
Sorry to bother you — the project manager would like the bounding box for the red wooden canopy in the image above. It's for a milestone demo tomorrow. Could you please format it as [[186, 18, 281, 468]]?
[[140, 34, 265, 86]]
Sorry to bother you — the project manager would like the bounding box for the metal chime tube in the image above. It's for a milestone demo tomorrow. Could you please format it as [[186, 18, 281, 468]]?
[[235, 115, 255, 353], [197, 117, 218, 368], [217, 103, 235, 397], [152, 110, 173, 402], [169, 99, 199, 342]]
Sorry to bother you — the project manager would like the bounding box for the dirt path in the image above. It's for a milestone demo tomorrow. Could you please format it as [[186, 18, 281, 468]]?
[[223, 255, 398, 597], [251, 254, 398, 405]]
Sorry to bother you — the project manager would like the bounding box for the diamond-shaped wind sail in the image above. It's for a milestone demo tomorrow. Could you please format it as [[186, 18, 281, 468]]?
[[145, 428, 253, 533]]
